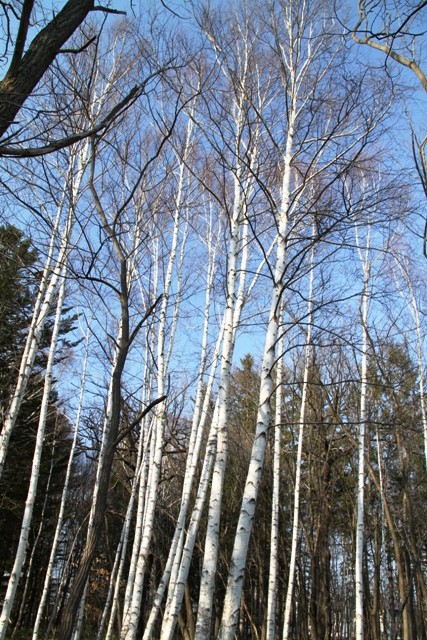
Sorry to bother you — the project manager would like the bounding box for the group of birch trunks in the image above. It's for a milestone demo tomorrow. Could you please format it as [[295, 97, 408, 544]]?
[[0, 1, 426, 640]]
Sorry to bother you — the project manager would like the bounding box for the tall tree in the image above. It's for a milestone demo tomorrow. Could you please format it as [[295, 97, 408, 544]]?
[[0, 225, 74, 634], [218, 0, 387, 635]]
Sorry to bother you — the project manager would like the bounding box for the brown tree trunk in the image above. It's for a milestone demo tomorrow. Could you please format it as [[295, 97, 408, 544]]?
[[0, 0, 94, 138]]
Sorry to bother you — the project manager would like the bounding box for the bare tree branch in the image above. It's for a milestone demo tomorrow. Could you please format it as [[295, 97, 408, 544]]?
[[0, 0, 97, 138]]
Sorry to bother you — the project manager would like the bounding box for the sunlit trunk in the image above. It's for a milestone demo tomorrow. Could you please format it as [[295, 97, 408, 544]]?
[[32, 333, 90, 640], [0, 268, 67, 640], [282, 235, 315, 640]]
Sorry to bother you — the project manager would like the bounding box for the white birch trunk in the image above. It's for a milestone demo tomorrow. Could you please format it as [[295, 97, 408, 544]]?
[[70, 314, 126, 640], [266, 298, 285, 640], [103, 480, 141, 640], [0, 205, 69, 480], [218, 99, 295, 640], [121, 335, 155, 625], [194, 34, 258, 630], [121, 155, 187, 640], [104, 363, 153, 640], [0, 267, 67, 640], [194, 182, 244, 640], [412, 303, 427, 471], [121, 413, 153, 624], [217, 236, 286, 640], [153, 321, 230, 640], [72, 581, 89, 640], [144, 219, 219, 640], [32, 333, 89, 640], [97, 505, 130, 640], [13, 425, 58, 634], [282, 236, 315, 640], [0, 136, 89, 481], [354, 226, 371, 640], [120, 113, 195, 635], [394, 257, 427, 470], [163, 403, 220, 639]]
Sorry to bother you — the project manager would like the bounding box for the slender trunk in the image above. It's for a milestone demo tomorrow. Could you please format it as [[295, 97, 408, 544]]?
[[282, 236, 315, 640], [122, 165, 186, 640], [218, 99, 294, 640], [194, 177, 245, 640], [144, 221, 219, 639], [265, 300, 284, 640], [366, 460, 411, 640], [12, 425, 58, 634], [394, 259, 427, 470], [121, 354, 155, 625], [0, 268, 67, 640], [0, 205, 69, 479], [0, 140, 88, 480], [32, 334, 89, 639], [58, 223, 133, 638], [97, 509, 129, 640], [104, 363, 153, 640], [355, 227, 370, 640], [59, 314, 129, 640]]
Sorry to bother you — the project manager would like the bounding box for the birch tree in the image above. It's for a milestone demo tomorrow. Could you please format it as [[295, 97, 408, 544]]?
[[0, 141, 87, 481], [393, 254, 427, 469], [0, 263, 69, 640], [120, 108, 194, 640], [44, 21, 184, 636], [58, 137, 169, 638], [282, 231, 316, 640], [353, 221, 372, 640], [218, 0, 389, 636], [194, 32, 259, 640], [265, 304, 284, 640], [2, 3, 426, 637], [141, 201, 221, 640], [32, 332, 90, 640]]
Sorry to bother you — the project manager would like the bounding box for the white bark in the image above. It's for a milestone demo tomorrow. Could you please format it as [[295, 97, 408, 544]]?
[[162, 217, 274, 640], [194, 19, 260, 634], [164, 402, 220, 639], [121, 143, 188, 640], [218, 228, 288, 639], [99, 490, 135, 640], [282, 235, 315, 640], [158, 219, 260, 640], [104, 359, 153, 640], [32, 332, 90, 640], [13, 426, 57, 633], [393, 256, 427, 470], [69, 313, 126, 640], [194, 223, 239, 639], [121, 339, 155, 625], [266, 298, 285, 640], [0, 266, 67, 640], [217, 47, 295, 631], [121, 412, 153, 625], [354, 224, 371, 640], [0, 196, 72, 480], [144, 214, 219, 640], [0, 131, 91, 481]]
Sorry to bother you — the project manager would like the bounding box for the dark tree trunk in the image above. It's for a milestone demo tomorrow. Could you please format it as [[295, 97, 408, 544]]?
[[0, 0, 94, 138]]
